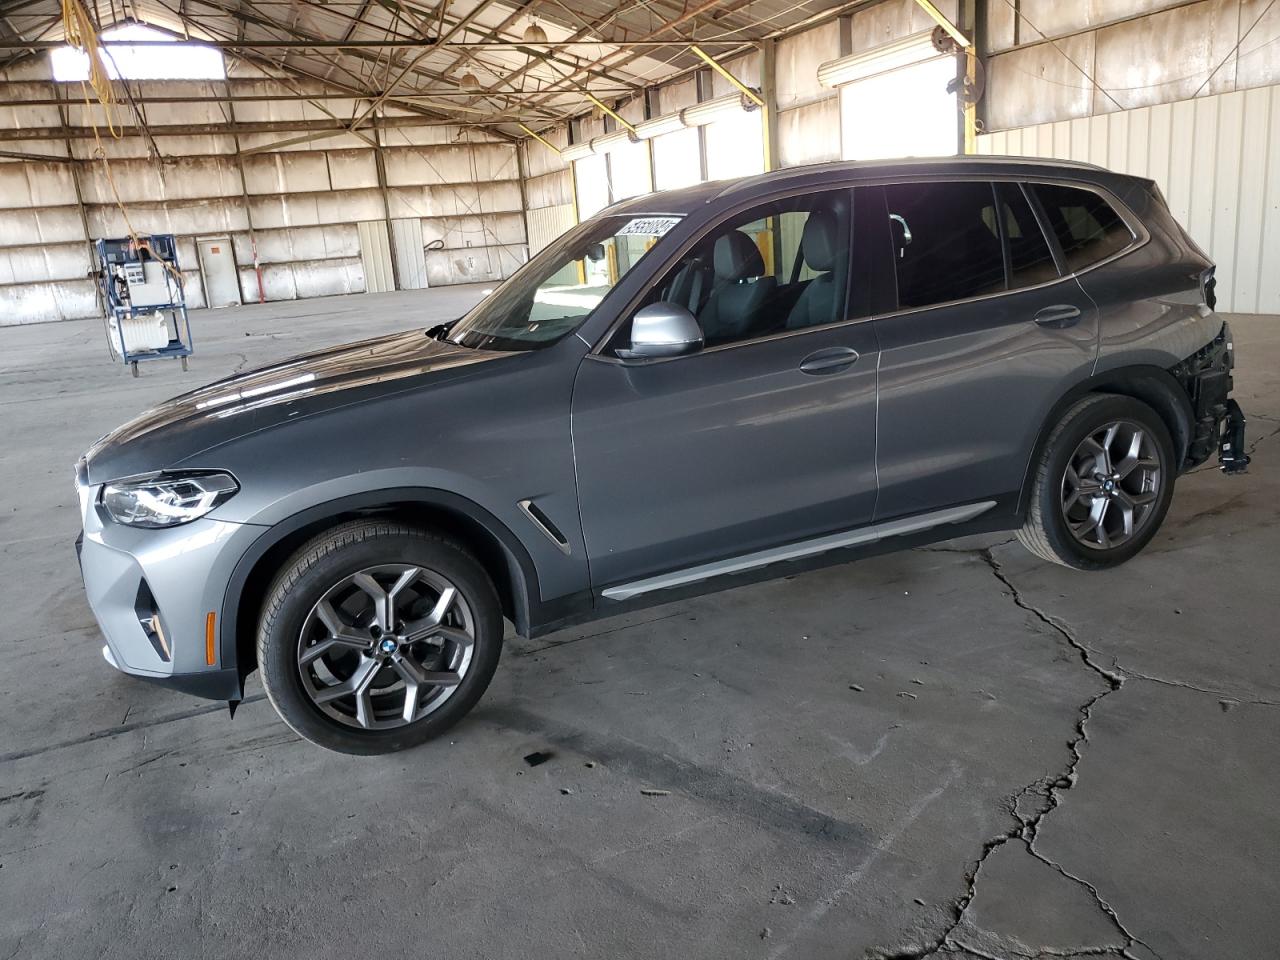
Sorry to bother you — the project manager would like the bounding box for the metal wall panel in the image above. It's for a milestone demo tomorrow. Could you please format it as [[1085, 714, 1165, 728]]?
[[391, 218, 429, 290], [526, 204, 575, 255], [357, 220, 395, 294], [976, 83, 1280, 313]]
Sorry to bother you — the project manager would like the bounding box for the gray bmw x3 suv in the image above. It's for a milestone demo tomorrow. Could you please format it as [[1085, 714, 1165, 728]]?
[[76, 157, 1250, 753]]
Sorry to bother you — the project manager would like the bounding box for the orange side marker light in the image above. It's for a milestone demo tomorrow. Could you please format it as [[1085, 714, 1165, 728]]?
[[205, 612, 217, 666]]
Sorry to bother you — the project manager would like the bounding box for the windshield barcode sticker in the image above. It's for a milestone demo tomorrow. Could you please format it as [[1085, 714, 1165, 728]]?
[[618, 217, 680, 236]]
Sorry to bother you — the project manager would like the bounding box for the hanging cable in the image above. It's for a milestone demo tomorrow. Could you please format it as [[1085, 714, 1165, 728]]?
[[61, 0, 182, 285]]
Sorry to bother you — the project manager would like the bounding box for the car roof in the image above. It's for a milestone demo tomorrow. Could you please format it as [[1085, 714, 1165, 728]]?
[[600, 155, 1147, 218]]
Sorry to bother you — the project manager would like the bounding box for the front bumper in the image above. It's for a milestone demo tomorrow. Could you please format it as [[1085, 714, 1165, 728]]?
[[76, 462, 264, 702]]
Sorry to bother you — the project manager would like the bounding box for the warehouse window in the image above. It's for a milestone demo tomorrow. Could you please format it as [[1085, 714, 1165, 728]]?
[[52, 23, 225, 82]]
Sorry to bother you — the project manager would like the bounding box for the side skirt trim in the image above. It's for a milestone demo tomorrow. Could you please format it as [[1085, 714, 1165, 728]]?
[[600, 500, 998, 602]]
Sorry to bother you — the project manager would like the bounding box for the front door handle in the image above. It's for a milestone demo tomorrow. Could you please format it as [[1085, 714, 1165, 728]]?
[[1034, 304, 1083, 329], [799, 346, 860, 375]]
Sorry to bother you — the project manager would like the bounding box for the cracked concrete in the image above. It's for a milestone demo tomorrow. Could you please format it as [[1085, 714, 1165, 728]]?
[[0, 294, 1276, 959]]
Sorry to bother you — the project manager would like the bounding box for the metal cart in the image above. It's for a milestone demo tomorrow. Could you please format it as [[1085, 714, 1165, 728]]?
[[96, 234, 194, 377]]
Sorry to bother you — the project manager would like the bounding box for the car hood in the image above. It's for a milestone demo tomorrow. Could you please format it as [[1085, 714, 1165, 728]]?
[[84, 329, 505, 484]]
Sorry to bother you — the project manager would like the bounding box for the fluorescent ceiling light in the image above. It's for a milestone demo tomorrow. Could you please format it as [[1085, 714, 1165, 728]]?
[[818, 31, 942, 88], [634, 113, 686, 140], [681, 93, 756, 128]]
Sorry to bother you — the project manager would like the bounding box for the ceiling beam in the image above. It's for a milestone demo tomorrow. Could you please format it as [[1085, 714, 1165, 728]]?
[[0, 114, 522, 142], [0, 37, 749, 49], [0, 89, 638, 105], [493, 0, 729, 114]]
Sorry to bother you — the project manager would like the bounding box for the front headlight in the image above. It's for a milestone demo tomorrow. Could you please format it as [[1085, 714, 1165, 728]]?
[[100, 472, 239, 528]]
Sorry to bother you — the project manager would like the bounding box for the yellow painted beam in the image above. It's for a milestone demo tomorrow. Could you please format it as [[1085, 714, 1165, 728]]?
[[519, 123, 562, 156], [689, 44, 766, 107], [963, 48, 978, 155], [909, 0, 978, 154], [911, 0, 971, 48], [586, 94, 638, 134]]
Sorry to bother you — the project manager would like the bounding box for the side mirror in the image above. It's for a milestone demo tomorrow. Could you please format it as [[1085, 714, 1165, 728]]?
[[617, 302, 704, 360], [584, 243, 606, 263]]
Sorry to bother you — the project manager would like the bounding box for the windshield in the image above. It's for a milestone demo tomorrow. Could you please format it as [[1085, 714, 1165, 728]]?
[[447, 214, 682, 351]]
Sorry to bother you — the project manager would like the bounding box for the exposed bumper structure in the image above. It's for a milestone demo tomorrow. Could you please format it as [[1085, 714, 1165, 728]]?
[[1175, 321, 1249, 474], [76, 460, 263, 702]]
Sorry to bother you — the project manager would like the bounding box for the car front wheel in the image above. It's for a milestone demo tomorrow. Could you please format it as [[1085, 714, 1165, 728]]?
[[257, 520, 503, 754], [1018, 393, 1177, 570]]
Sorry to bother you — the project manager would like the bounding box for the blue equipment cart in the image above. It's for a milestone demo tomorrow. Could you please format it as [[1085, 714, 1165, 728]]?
[[96, 234, 193, 377]]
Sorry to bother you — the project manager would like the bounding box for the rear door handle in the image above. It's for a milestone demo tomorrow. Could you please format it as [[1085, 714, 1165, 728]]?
[[799, 346, 860, 375], [1034, 304, 1083, 329]]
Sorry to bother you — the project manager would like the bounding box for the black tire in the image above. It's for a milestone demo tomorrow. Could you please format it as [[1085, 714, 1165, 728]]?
[[1018, 393, 1177, 570], [257, 520, 503, 754]]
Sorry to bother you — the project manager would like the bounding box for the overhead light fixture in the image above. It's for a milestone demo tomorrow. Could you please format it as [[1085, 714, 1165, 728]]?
[[458, 71, 480, 91], [523, 22, 548, 44], [818, 31, 942, 87], [680, 92, 758, 128], [554, 93, 759, 162], [560, 129, 639, 162], [560, 141, 594, 163], [634, 112, 686, 140]]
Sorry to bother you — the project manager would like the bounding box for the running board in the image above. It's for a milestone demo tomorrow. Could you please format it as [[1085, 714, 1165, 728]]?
[[601, 501, 997, 602]]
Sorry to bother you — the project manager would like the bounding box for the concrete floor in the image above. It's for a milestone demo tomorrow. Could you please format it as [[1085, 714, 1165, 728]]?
[[0, 288, 1276, 960]]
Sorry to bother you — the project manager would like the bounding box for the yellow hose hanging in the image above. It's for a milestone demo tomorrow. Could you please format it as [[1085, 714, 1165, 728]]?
[[61, 0, 119, 137], [60, 0, 183, 286]]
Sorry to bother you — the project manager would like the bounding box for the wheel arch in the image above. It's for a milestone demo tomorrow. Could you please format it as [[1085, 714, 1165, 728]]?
[[1017, 364, 1193, 516], [221, 488, 540, 683]]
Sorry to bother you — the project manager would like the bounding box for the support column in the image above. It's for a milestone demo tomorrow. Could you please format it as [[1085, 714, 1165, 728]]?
[[373, 120, 402, 292], [52, 83, 94, 273], [226, 82, 265, 303], [760, 38, 779, 172]]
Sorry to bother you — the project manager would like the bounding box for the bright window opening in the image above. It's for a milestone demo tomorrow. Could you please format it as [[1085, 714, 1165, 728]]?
[[840, 56, 958, 161], [51, 23, 225, 82]]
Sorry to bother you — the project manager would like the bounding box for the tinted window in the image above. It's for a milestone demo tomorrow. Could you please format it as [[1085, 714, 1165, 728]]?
[[996, 182, 1059, 289], [625, 189, 856, 350], [1033, 183, 1134, 272], [885, 181, 1006, 310]]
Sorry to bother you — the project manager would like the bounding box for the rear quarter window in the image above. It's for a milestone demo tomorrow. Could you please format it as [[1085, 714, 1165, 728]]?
[[1033, 183, 1135, 273]]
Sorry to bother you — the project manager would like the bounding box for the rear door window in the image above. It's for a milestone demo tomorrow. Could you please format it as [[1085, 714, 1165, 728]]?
[[884, 180, 1006, 310], [995, 182, 1060, 289], [1032, 183, 1135, 273]]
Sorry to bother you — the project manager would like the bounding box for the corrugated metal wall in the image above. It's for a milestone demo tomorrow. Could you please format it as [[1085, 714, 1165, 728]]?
[[358, 221, 395, 294], [0, 59, 528, 325], [526, 204, 575, 256], [391, 218, 428, 290], [977, 83, 1280, 313]]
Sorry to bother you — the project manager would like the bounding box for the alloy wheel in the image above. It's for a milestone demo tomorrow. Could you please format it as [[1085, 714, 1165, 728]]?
[[296, 563, 476, 730], [1060, 419, 1162, 550]]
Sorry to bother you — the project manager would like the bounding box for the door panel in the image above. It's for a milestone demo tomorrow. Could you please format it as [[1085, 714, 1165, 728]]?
[[873, 285, 1096, 520], [197, 239, 240, 308], [872, 179, 1098, 521], [572, 322, 880, 588]]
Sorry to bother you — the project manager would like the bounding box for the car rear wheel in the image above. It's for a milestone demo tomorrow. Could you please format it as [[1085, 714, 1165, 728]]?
[[257, 520, 503, 754], [1018, 394, 1177, 570]]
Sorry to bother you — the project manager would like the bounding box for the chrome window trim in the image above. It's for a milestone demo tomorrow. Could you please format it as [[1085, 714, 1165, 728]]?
[[873, 176, 1148, 323], [590, 173, 1147, 360]]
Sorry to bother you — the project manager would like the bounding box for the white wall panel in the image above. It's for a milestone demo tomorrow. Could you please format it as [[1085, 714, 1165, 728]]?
[[977, 83, 1280, 313], [778, 99, 841, 168], [526, 204, 574, 255]]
